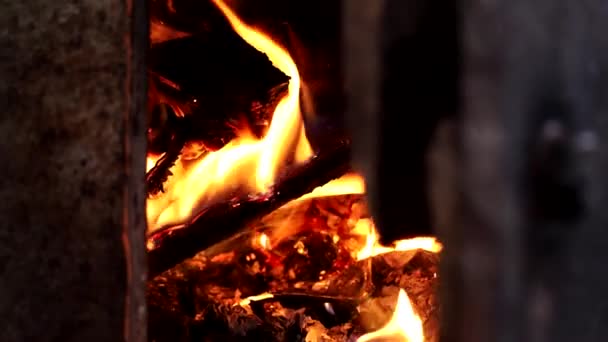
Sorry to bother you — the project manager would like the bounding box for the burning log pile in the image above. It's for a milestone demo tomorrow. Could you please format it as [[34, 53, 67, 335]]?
[[147, 195, 441, 342], [146, 24, 290, 196], [146, 142, 352, 278], [146, 1, 442, 341]]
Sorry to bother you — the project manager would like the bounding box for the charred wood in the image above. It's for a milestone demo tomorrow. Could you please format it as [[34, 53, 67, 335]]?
[[148, 195, 439, 342], [146, 106, 188, 196], [147, 31, 289, 154], [149, 0, 230, 36], [148, 192, 439, 341], [146, 29, 290, 196], [147, 142, 352, 278], [148, 248, 439, 341]]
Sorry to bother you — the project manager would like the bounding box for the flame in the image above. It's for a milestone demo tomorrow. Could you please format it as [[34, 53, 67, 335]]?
[[355, 219, 442, 261], [297, 173, 365, 201], [146, 155, 160, 173], [253, 232, 271, 250], [357, 289, 424, 342], [146, 0, 313, 231], [237, 292, 274, 306], [250, 172, 441, 261]]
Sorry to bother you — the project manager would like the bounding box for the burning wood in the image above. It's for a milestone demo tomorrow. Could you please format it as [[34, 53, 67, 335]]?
[[146, 0, 315, 234], [147, 142, 352, 278], [147, 194, 441, 342], [146, 1, 442, 341], [147, 34, 289, 153], [147, 24, 292, 195]]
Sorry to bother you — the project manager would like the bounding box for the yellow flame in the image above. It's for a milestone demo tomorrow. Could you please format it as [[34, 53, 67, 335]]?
[[357, 289, 424, 342], [146, 0, 313, 231], [251, 172, 441, 261], [146, 155, 162, 173], [297, 173, 366, 201], [212, 0, 312, 188], [253, 232, 271, 250], [355, 219, 442, 261], [236, 292, 274, 306]]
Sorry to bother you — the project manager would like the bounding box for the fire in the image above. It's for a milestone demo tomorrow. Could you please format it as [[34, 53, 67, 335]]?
[[146, 0, 313, 231], [253, 232, 271, 250], [237, 292, 274, 306], [146, 156, 159, 173], [357, 289, 424, 342], [146, 0, 441, 266], [297, 173, 365, 200], [354, 219, 442, 261], [257, 172, 441, 260]]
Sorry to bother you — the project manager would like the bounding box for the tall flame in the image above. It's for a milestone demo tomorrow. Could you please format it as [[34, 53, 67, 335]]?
[[357, 289, 425, 342], [147, 0, 312, 231]]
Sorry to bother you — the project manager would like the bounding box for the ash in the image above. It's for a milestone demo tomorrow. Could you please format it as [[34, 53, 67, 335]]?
[[147, 196, 440, 341]]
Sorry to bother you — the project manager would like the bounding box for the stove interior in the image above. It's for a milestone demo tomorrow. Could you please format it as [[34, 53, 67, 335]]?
[[146, 1, 443, 341]]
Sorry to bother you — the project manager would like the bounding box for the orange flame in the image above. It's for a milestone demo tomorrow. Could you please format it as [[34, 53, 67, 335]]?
[[146, 0, 313, 232], [253, 232, 271, 250], [297, 173, 366, 201], [265, 173, 442, 260], [355, 219, 442, 261], [357, 289, 424, 342], [146, 155, 161, 173]]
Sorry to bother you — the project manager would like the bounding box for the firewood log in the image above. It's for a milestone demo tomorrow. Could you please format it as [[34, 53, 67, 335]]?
[[147, 141, 352, 278], [146, 29, 291, 196], [147, 31, 289, 150]]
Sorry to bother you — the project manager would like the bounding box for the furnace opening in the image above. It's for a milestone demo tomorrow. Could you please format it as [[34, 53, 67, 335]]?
[[146, 1, 442, 341]]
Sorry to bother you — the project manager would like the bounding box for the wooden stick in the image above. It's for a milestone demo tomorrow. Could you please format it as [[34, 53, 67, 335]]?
[[147, 142, 352, 278]]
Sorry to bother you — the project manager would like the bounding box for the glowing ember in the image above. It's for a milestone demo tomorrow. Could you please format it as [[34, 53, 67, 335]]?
[[146, 155, 161, 173], [237, 292, 274, 306], [253, 232, 271, 250], [146, 0, 313, 231], [357, 289, 424, 342]]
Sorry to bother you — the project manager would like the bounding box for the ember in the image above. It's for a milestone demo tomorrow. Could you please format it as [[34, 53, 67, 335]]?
[[146, 0, 442, 341]]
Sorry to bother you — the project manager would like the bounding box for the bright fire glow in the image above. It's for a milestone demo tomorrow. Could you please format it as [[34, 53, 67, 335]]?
[[146, 155, 161, 173], [253, 172, 441, 260], [297, 173, 365, 201], [146, 0, 313, 231], [357, 289, 424, 342], [237, 292, 274, 306], [253, 232, 271, 250], [355, 219, 442, 261]]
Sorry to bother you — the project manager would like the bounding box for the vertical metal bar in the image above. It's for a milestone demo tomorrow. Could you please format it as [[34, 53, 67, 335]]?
[[450, 0, 557, 340], [342, 0, 384, 229], [547, 1, 608, 341], [125, 0, 149, 341], [0, 0, 147, 341]]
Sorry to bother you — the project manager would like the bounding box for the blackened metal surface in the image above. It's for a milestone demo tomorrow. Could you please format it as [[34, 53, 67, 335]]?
[[446, 0, 533, 340], [0, 1, 147, 341], [342, 0, 383, 244], [545, 1, 608, 341], [458, 1, 608, 342], [126, 0, 149, 340], [344, 0, 459, 244], [345, 0, 608, 341]]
